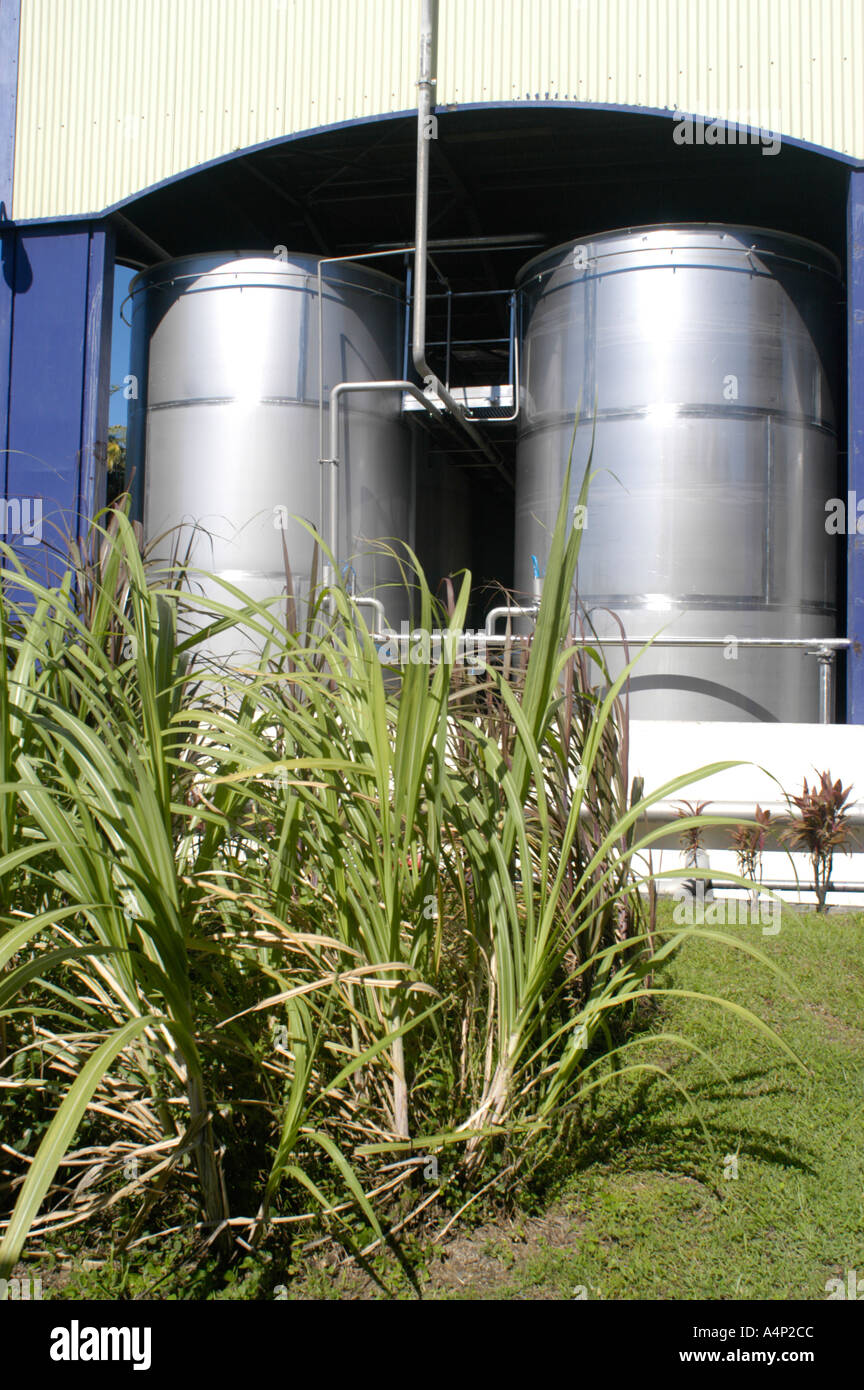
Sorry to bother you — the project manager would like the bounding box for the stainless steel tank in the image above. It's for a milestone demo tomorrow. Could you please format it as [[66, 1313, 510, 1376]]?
[[515, 224, 841, 721], [127, 251, 412, 660]]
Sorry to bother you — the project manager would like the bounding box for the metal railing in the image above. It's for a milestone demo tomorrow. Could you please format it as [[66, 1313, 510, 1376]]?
[[422, 286, 520, 416]]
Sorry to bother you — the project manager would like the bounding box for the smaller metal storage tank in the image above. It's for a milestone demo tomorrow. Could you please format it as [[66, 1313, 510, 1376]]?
[[514, 225, 841, 722], [127, 252, 412, 660]]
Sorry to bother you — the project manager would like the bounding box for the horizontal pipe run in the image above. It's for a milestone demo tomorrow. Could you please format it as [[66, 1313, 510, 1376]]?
[[641, 800, 864, 824], [426, 288, 518, 300], [370, 234, 547, 251], [701, 881, 864, 893], [362, 631, 851, 657], [425, 337, 511, 347], [566, 636, 851, 649], [358, 618, 847, 725]]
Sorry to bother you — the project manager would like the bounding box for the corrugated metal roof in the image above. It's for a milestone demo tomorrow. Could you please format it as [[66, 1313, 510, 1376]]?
[[12, 0, 864, 222]]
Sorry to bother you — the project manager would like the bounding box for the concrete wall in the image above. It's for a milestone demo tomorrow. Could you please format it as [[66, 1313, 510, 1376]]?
[[629, 720, 864, 907]]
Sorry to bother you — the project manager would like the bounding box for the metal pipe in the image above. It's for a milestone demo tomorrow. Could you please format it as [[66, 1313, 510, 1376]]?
[[578, 636, 845, 721], [411, 0, 511, 483], [315, 247, 415, 461], [314, 248, 414, 585], [111, 211, 171, 262], [371, 233, 547, 251], [358, 629, 855, 720], [427, 288, 523, 300], [563, 635, 851, 650], [315, 236, 516, 589], [364, 620, 846, 719], [368, 633, 848, 653], [352, 595, 387, 631], [485, 603, 540, 637], [475, 624, 851, 654], [325, 379, 444, 580], [709, 881, 864, 894], [427, 336, 511, 347], [413, 0, 438, 391], [311, 0, 518, 557], [813, 645, 836, 724]]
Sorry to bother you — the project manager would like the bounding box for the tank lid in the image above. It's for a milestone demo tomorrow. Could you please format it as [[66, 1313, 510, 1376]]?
[[515, 222, 840, 286], [128, 250, 403, 299]]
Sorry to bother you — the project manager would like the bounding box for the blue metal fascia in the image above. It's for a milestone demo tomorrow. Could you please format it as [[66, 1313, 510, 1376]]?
[[847, 168, 864, 722]]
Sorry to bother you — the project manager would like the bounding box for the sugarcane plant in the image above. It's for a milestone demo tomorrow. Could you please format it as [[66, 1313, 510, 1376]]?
[[0, 460, 807, 1279]]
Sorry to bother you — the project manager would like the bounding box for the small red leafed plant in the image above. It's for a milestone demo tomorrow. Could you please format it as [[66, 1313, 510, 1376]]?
[[675, 800, 711, 855], [730, 805, 772, 895], [782, 772, 855, 914]]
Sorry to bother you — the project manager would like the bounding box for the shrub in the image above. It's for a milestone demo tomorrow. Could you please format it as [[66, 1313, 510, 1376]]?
[[676, 801, 711, 856], [730, 805, 772, 903], [782, 772, 854, 913]]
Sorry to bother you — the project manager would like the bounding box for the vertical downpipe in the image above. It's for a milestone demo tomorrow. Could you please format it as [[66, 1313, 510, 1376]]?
[[412, 0, 438, 394], [387, 0, 442, 1147], [410, 0, 509, 481]]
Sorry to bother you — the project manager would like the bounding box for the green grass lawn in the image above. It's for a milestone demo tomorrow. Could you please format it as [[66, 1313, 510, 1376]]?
[[418, 903, 864, 1300]]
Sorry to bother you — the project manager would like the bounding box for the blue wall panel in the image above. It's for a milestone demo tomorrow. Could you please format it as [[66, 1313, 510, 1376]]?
[[0, 0, 20, 218], [0, 226, 13, 477], [0, 222, 114, 587], [847, 168, 864, 724], [7, 229, 90, 580]]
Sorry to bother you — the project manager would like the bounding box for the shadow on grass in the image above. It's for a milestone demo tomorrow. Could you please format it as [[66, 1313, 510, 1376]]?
[[567, 1064, 817, 1182]]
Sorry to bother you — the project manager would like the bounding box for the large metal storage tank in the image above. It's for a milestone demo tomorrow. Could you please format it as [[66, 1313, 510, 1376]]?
[[514, 224, 841, 722], [127, 251, 412, 660]]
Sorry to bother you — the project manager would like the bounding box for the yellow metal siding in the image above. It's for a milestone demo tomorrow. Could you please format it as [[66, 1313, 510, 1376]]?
[[13, 0, 416, 219], [438, 0, 861, 153], [12, 0, 864, 222]]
